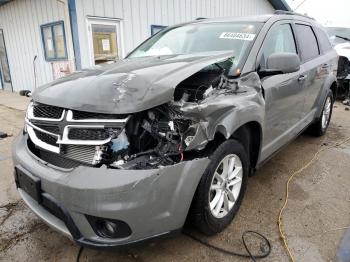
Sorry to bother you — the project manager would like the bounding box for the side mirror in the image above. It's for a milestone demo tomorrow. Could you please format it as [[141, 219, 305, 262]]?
[[259, 52, 300, 77]]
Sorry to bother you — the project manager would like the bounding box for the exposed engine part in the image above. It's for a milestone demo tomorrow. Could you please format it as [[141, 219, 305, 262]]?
[[108, 104, 193, 169], [174, 61, 233, 103], [110, 130, 129, 152], [337, 56, 350, 101], [92, 146, 109, 165]]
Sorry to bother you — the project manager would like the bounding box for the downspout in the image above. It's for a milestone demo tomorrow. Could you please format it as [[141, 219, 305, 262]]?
[[57, 0, 81, 70], [67, 0, 81, 70]]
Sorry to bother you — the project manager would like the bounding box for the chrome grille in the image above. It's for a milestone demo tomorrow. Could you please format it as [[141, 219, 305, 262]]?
[[26, 102, 129, 167]]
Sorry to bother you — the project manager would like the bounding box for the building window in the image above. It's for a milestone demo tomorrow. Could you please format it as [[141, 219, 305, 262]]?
[[40, 21, 68, 61], [151, 25, 167, 35]]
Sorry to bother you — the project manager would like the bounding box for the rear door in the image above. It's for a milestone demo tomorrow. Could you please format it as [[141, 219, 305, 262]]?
[[293, 23, 325, 117], [258, 21, 304, 156]]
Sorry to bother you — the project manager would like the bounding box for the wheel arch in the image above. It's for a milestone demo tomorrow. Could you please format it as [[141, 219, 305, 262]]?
[[230, 121, 262, 173], [315, 75, 337, 119], [198, 120, 263, 172]]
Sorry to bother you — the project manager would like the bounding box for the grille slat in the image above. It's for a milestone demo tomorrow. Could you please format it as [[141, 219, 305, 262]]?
[[33, 104, 64, 119], [68, 128, 113, 140], [34, 130, 58, 146], [73, 110, 128, 120], [35, 124, 60, 134]]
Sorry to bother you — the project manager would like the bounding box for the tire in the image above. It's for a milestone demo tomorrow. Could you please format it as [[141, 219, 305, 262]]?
[[308, 91, 333, 137], [189, 139, 249, 235]]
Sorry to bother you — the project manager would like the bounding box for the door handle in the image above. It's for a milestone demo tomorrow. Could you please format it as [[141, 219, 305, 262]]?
[[298, 75, 307, 82]]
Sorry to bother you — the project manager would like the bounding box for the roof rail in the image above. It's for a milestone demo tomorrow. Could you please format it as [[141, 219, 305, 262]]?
[[274, 10, 315, 20]]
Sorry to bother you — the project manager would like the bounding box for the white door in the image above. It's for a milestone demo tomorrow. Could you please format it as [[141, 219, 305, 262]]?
[[87, 18, 124, 66]]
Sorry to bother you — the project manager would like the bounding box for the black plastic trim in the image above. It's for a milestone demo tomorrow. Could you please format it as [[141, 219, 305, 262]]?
[[86, 215, 132, 239]]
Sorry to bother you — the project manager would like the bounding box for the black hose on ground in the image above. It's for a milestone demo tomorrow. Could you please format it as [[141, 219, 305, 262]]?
[[76, 246, 84, 262], [183, 230, 271, 262]]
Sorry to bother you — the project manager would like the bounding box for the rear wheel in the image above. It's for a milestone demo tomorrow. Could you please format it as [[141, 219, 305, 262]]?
[[189, 139, 249, 235], [308, 91, 333, 137]]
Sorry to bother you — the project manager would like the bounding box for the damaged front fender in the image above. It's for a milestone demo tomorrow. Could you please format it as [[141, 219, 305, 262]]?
[[178, 72, 265, 151]]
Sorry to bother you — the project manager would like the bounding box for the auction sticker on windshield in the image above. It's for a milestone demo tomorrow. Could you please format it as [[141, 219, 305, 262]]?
[[219, 32, 256, 41]]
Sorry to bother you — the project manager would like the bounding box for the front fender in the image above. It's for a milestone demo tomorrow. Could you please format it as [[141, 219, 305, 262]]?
[[180, 72, 265, 151]]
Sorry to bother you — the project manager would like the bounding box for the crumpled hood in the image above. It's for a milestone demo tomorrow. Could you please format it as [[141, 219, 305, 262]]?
[[33, 52, 233, 114]]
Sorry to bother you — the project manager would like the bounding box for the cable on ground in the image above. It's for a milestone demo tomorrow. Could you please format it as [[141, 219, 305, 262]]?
[[278, 136, 350, 262], [184, 230, 271, 262], [76, 246, 84, 262]]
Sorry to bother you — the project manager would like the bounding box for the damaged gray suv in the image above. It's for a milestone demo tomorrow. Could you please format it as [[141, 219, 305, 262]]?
[[13, 11, 338, 247]]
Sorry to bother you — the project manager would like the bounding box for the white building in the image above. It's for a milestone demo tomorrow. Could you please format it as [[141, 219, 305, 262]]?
[[0, 0, 290, 92]]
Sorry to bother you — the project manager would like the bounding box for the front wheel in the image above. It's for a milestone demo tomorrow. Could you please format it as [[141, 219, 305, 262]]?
[[308, 91, 333, 137], [189, 139, 249, 235]]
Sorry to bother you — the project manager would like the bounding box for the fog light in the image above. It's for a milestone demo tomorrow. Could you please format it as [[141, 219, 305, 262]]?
[[86, 215, 132, 239], [104, 221, 118, 236]]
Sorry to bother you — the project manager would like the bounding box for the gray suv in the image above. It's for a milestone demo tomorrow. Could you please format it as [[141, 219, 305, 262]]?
[[13, 11, 338, 247]]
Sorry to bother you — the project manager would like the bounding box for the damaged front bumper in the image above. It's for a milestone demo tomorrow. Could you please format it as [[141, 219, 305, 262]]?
[[12, 134, 210, 248]]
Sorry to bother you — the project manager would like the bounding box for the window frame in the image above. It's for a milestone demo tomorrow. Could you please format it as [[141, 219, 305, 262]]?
[[40, 20, 68, 61], [314, 27, 332, 54], [256, 20, 299, 70], [292, 22, 320, 63]]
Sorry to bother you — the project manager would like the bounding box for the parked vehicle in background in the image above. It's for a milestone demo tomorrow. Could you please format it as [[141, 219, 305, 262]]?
[[13, 11, 338, 248], [325, 26, 350, 104]]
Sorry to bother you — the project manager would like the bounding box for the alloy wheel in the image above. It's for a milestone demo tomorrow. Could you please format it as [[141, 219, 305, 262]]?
[[322, 96, 332, 129], [209, 154, 243, 218]]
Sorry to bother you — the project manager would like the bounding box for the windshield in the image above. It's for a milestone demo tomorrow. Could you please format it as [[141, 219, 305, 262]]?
[[128, 22, 261, 65], [325, 27, 350, 45]]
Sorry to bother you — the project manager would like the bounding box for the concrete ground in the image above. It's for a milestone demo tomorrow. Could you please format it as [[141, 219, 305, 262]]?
[[0, 91, 350, 262]]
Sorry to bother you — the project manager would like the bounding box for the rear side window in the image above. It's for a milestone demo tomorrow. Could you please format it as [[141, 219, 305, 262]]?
[[295, 24, 320, 61], [315, 27, 332, 53], [260, 24, 297, 68]]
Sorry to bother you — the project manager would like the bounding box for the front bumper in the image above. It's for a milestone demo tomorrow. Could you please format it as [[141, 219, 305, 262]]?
[[12, 134, 210, 248]]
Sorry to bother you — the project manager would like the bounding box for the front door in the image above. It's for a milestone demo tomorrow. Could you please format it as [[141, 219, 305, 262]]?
[[258, 22, 305, 160], [87, 18, 124, 66], [0, 29, 12, 91]]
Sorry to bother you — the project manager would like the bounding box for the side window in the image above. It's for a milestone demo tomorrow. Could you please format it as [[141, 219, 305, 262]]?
[[314, 27, 332, 53], [150, 25, 167, 35], [295, 24, 320, 61], [260, 24, 297, 69], [40, 21, 68, 61]]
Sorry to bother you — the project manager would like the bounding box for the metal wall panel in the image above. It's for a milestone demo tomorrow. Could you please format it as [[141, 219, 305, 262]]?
[[0, 0, 74, 91], [75, 0, 274, 69]]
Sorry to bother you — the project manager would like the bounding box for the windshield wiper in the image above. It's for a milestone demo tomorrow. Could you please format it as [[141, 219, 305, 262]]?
[[335, 35, 350, 42]]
